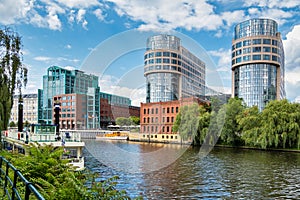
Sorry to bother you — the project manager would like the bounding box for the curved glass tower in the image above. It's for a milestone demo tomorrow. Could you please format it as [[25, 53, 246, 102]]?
[[232, 18, 285, 110], [144, 35, 205, 103]]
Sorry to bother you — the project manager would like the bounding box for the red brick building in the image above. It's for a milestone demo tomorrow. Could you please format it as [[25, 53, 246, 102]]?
[[140, 97, 208, 142], [100, 98, 140, 128], [53, 94, 87, 130]]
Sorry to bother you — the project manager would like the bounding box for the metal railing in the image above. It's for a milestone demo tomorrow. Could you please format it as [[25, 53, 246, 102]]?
[[0, 156, 45, 200]]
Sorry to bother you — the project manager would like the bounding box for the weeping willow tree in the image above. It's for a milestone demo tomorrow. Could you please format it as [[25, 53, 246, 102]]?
[[0, 28, 27, 149]]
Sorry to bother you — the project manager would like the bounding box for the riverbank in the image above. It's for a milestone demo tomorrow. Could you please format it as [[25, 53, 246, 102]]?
[[127, 132, 300, 153], [214, 144, 300, 153]]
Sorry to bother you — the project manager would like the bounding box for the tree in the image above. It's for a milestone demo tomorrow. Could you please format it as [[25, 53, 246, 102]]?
[[0, 28, 27, 149], [115, 117, 131, 126], [173, 103, 200, 143], [129, 116, 140, 125], [219, 98, 245, 146], [9, 121, 16, 127]]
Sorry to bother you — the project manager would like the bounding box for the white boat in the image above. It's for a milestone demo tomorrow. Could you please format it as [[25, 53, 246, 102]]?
[[2, 124, 85, 171], [96, 131, 129, 140]]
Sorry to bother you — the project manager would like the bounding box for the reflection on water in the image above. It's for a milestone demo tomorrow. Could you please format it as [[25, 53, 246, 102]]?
[[84, 140, 300, 199]]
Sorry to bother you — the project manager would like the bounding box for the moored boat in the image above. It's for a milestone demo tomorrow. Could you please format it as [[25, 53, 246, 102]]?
[[2, 124, 85, 171], [96, 131, 129, 140]]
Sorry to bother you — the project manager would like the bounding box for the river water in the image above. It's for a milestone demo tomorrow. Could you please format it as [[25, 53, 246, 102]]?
[[83, 139, 300, 199]]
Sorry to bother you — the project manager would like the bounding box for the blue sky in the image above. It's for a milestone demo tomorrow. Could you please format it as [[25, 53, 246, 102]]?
[[0, 0, 300, 106]]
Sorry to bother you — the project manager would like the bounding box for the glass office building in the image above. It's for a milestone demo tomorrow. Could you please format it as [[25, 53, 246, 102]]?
[[232, 18, 285, 110], [39, 66, 99, 124], [144, 35, 206, 103]]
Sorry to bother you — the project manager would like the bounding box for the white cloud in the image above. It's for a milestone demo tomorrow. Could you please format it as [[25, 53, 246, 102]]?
[[107, 0, 225, 32], [209, 48, 231, 69], [243, 0, 300, 9], [0, 0, 34, 24], [55, 0, 101, 9], [65, 44, 72, 49], [93, 8, 106, 21], [282, 24, 300, 101], [99, 74, 146, 106], [34, 56, 52, 61], [283, 25, 300, 69], [47, 13, 62, 30]]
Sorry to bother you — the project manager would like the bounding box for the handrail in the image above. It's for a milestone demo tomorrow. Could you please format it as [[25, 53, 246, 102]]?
[[0, 156, 45, 200]]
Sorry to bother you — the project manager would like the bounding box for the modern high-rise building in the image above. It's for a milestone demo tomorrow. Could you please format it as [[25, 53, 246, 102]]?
[[144, 34, 206, 103], [38, 66, 99, 125], [232, 18, 285, 110]]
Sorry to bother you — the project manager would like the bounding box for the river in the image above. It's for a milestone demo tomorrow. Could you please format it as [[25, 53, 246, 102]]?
[[83, 139, 300, 199]]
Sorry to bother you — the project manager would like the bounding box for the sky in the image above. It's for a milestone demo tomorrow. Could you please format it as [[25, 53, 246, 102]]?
[[0, 0, 300, 106]]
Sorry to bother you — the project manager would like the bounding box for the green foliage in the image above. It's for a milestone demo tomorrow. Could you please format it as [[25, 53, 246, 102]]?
[[173, 97, 300, 150], [0, 28, 27, 150], [218, 98, 245, 146], [9, 121, 16, 127], [116, 117, 132, 126], [130, 116, 140, 125], [1, 144, 133, 199]]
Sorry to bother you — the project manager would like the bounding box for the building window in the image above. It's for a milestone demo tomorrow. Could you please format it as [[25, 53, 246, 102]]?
[[156, 108, 158, 114], [171, 117, 174, 122], [151, 108, 154, 114], [252, 39, 261, 44], [144, 118, 146, 123], [144, 109, 146, 114], [167, 117, 169, 123], [171, 107, 174, 113], [263, 39, 271, 44], [163, 108, 165, 113], [167, 126, 169, 133], [167, 107, 169, 113], [253, 55, 261, 60], [253, 47, 261, 52], [155, 52, 162, 57], [176, 107, 179, 113]]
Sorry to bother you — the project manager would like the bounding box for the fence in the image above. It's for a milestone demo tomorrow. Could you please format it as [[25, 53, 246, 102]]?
[[0, 156, 45, 200]]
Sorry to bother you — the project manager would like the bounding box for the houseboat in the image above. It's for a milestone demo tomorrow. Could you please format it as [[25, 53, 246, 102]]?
[[2, 124, 85, 171]]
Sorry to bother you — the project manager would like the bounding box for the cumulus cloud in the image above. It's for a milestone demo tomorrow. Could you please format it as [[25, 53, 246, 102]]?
[[93, 8, 106, 21], [0, 0, 34, 24], [282, 24, 300, 101], [243, 0, 300, 9], [99, 74, 146, 106]]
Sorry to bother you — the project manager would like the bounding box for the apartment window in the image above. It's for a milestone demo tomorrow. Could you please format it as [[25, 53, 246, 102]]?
[[176, 107, 179, 113], [144, 109, 146, 114], [167, 107, 170, 113], [156, 108, 158, 114], [171, 107, 174, 113], [167, 117, 169, 123]]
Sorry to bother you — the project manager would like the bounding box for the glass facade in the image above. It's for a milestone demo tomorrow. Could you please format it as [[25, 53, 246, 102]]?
[[232, 18, 285, 110], [234, 64, 277, 109], [39, 66, 99, 124], [144, 35, 205, 103]]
